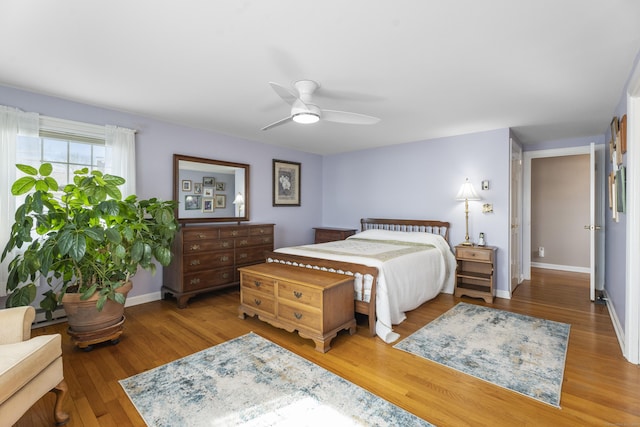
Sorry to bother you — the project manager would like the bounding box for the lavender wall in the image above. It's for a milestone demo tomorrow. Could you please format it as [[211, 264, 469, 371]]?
[[322, 129, 512, 295], [0, 85, 324, 300]]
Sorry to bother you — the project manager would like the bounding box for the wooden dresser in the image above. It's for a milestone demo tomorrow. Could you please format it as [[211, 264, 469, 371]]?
[[238, 263, 356, 352], [313, 227, 357, 243], [162, 223, 274, 308]]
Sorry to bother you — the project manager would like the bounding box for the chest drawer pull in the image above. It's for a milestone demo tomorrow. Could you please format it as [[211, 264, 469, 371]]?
[[239, 253, 248, 259], [190, 278, 200, 285], [222, 272, 230, 279], [197, 233, 206, 239], [253, 280, 262, 288], [190, 259, 201, 266], [254, 298, 262, 306], [293, 291, 303, 299], [294, 312, 303, 319], [221, 241, 230, 248], [189, 244, 201, 251], [219, 256, 229, 262], [232, 230, 238, 236], [239, 239, 248, 246]]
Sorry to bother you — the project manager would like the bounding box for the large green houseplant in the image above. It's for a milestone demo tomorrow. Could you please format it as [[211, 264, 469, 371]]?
[[1, 163, 178, 329]]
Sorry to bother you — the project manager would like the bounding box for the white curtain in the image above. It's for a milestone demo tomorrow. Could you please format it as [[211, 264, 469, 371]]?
[[0, 106, 39, 297], [105, 125, 137, 197]]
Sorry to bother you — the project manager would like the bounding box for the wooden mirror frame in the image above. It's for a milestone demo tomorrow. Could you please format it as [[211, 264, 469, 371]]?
[[173, 154, 250, 223]]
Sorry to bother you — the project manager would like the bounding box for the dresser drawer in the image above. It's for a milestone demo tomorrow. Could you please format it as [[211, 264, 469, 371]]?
[[183, 250, 234, 272], [278, 282, 322, 308], [183, 238, 233, 253], [237, 235, 274, 248], [241, 288, 276, 315], [240, 272, 275, 295], [278, 302, 321, 330], [220, 227, 249, 238], [183, 229, 220, 241], [237, 246, 271, 266], [250, 226, 274, 236], [456, 247, 493, 262], [183, 268, 234, 291]]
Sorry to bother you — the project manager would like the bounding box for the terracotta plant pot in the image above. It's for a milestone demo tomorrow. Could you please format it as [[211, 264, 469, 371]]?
[[62, 281, 133, 333]]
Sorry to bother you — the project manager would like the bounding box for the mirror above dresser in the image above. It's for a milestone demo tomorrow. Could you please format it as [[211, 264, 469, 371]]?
[[173, 154, 250, 223]]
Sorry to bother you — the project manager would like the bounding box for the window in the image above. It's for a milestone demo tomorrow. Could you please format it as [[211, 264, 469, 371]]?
[[16, 135, 106, 186]]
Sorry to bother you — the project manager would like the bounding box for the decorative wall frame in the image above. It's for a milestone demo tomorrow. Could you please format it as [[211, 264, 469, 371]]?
[[620, 114, 627, 154], [202, 177, 215, 187], [181, 180, 192, 192], [214, 194, 226, 208], [185, 195, 201, 210], [202, 198, 214, 213], [273, 159, 301, 206], [203, 187, 214, 197], [215, 182, 226, 191], [193, 183, 202, 194]]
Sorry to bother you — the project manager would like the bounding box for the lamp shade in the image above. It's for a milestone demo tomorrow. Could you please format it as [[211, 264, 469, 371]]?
[[456, 178, 481, 201], [233, 192, 244, 204]]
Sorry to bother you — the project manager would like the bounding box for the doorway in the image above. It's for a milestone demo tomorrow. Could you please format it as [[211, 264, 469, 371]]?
[[522, 144, 605, 299]]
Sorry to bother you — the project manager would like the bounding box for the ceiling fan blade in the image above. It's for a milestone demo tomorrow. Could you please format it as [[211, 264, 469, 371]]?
[[269, 82, 300, 106], [321, 109, 380, 125], [261, 115, 293, 131]]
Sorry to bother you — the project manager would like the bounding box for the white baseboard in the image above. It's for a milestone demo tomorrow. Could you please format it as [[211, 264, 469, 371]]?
[[531, 262, 590, 274], [603, 289, 626, 358]]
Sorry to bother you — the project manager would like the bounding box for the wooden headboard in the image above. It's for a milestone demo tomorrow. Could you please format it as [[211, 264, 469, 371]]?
[[360, 218, 450, 242]]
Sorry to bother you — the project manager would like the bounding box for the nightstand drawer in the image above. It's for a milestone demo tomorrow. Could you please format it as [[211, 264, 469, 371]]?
[[456, 247, 493, 262]]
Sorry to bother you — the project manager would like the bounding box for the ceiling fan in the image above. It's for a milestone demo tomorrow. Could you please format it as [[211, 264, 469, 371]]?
[[262, 80, 380, 131]]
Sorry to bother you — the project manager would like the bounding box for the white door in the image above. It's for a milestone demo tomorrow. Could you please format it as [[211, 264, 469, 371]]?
[[589, 143, 605, 300], [510, 139, 523, 295]]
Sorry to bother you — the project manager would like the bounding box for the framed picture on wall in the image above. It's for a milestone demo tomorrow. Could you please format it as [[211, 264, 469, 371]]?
[[202, 198, 214, 213], [214, 194, 226, 209], [193, 183, 202, 194], [181, 180, 192, 192], [215, 182, 226, 191], [273, 159, 301, 206], [203, 177, 215, 187], [185, 195, 201, 210], [203, 187, 214, 197]]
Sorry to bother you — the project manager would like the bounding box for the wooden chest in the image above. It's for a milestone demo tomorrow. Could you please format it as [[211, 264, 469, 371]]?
[[238, 263, 356, 352]]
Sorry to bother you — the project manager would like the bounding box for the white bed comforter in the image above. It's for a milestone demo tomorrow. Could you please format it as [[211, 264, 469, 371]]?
[[274, 229, 456, 343]]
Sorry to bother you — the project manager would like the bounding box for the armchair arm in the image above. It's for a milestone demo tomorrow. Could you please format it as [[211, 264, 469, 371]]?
[[0, 306, 36, 344]]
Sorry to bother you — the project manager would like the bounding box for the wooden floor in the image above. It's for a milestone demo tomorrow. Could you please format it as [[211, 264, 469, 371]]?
[[16, 268, 640, 426]]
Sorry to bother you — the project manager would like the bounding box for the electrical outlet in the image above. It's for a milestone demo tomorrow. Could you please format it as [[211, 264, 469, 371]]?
[[538, 246, 545, 257]]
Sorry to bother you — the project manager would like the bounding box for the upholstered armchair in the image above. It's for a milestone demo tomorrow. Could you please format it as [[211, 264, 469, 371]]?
[[0, 306, 69, 426]]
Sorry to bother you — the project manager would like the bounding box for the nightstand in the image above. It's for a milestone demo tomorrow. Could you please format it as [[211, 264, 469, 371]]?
[[313, 227, 357, 244], [454, 245, 497, 303]]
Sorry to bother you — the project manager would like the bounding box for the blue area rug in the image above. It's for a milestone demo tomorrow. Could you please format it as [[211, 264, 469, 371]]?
[[120, 332, 434, 426], [394, 302, 570, 407]]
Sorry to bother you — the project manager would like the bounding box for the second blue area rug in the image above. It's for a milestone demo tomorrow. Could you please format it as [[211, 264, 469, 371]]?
[[394, 302, 570, 407], [120, 332, 434, 426]]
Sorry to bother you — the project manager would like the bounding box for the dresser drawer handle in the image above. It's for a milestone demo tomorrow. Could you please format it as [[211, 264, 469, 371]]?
[[190, 259, 201, 266], [254, 298, 262, 306], [263, 237, 271, 243], [239, 239, 248, 246], [222, 272, 230, 279], [189, 244, 201, 251], [220, 256, 229, 262], [197, 233, 206, 239], [232, 231, 238, 236], [239, 253, 248, 259], [294, 312, 303, 319], [253, 280, 261, 288], [259, 229, 265, 234], [190, 278, 200, 285], [221, 241, 230, 248], [293, 291, 303, 299]]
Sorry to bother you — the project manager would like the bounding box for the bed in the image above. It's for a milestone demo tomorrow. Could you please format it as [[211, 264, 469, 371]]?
[[265, 218, 456, 343]]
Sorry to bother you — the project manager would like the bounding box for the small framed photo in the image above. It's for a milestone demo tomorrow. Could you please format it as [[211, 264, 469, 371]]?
[[203, 177, 215, 187], [273, 159, 301, 206], [193, 182, 202, 194], [184, 195, 201, 210], [202, 198, 214, 213], [215, 182, 226, 191], [214, 194, 226, 209], [203, 187, 214, 197], [181, 179, 192, 192]]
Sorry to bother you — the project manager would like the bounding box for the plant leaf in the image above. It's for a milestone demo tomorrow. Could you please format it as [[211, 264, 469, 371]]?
[[11, 177, 36, 195], [16, 164, 38, 175], [39, 163, 53, 176]]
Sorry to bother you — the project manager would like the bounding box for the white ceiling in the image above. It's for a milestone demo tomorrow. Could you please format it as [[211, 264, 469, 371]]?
[[2, 1, 640, 155]]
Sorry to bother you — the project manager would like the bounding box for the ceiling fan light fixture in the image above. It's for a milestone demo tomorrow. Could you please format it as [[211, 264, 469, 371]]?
[[292, 112, 320, 124]]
